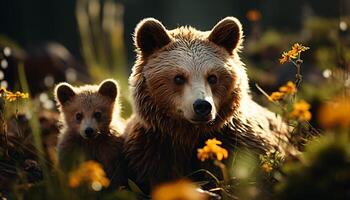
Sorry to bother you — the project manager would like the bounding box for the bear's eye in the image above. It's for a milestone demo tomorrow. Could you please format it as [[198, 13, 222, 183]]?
[[75, 112, 83, 121], [174, 75, 186, 85], [207, 75, 218, 85], [94, 111, 102, 120]]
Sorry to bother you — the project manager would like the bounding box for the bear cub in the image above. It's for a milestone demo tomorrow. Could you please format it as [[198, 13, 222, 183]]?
[[55, 79, 126, 188]]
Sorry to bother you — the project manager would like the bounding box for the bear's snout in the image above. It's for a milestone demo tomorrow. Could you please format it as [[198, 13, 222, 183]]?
[[84, 127, 95, 138], [193, 99, 212, 120]]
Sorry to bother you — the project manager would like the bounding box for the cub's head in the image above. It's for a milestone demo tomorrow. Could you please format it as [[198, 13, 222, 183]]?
[[131, 17, 249, 131], [55, 79, 119, 139]]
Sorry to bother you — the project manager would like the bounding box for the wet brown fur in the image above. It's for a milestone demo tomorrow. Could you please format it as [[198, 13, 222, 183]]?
[[124, 17, 296, 192], [55, 80, 127, 188]]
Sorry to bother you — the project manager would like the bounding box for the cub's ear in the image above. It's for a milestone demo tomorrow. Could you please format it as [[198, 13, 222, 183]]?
[[55, 83, 75, 105], [134, 18, 172, 58], [98, 79, 118, 100], [208, 17, 243, 54]]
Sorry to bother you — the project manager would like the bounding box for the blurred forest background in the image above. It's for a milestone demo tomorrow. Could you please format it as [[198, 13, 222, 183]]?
[[0, 0, 349, 116], [0, 0, 350, 199], [1, 0, 349, 61]]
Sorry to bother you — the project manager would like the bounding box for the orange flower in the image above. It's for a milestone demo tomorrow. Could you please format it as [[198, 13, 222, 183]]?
[[205, 138, 221, 146], [6, 91, 29, 102], [261, 163, 273, 173], [197, 138, 228, 162], [69, 161, 110, 190], [269, 91, 285, 102], [279, 52, 289, 64], [290, 100, 312, 121], [1, 88, 29, 102], [318, 96, 350, 128], [279, 81, 297, 95], [268, 81, 297, 102], [290, 43, 310, 55], [246, 9, 262, 22], [279, 43, 309, 64], [152, 180, 207, 200], [279, 51, 297, 64]]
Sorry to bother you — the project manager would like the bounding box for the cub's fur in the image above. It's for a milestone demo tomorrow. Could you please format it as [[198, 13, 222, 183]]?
[[55, 79, 126, 187], [124, 17, 296, 192]]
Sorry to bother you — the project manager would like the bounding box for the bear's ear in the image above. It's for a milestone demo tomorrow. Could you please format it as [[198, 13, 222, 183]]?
[[98, 79, 118, 100], [208, 17, 243, 54], [55, 83, 76, 105], [134, 18, 172, 58]]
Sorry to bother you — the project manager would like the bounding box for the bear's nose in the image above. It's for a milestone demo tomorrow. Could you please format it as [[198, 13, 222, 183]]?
[[84, 127, 94, 138], [193, 99, 212, 117]]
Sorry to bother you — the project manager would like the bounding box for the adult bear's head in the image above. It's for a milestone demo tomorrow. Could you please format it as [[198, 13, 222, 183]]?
[[129, 17, 250, 136]]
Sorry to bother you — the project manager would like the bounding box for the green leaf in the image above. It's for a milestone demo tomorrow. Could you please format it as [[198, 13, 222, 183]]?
[[127, 179, 145, 196]]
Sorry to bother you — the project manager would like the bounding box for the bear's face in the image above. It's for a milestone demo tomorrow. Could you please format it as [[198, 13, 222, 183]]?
[[55, 80, 119, 139], [131, 17, 248, 130], [142, 40, 239, 124]]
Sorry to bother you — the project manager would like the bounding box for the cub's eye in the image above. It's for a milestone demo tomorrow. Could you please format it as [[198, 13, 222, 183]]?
[[207, 75, 218, 85], [75, 112, 83, 121], [94, 111, 102, 120], [174, 75, 186, 85]]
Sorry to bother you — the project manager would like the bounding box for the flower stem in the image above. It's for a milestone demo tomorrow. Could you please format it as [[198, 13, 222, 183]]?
[[214, 160, 229, 183], [295, 65, 303, 89], [0, 97, 8, 157]]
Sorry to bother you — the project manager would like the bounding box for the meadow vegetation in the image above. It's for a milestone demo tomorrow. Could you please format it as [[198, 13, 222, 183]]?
[[0, 0, 349, 199]]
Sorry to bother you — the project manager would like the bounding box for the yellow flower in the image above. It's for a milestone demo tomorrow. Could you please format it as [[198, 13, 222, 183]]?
[[318, 96, 350, 128], [152, 180, 207, 200], [261, 163, 273, 173], [279, 43, 309, 64], [269, 91, 285, 102], [69, 161, 110, 190], [290, 100, 312, 121], [268, 81, 296, 102], [197, 138, 228, 162], [205, 138, 222, 146], [290, 43, 310, 55], [279, 51, 295, 64], [3, 90, 29, 102], [279, 81, 297, 95]]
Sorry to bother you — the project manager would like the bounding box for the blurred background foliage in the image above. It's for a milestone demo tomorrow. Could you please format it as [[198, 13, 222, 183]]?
[[0, 0, 349, 199], [0, 0, 349, 118]]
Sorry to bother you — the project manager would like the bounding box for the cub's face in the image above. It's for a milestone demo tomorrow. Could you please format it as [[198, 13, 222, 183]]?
[[55, 80, 118, 139], [132, 17, 246, 125]]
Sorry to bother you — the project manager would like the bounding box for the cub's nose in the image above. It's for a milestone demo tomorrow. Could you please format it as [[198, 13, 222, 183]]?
[[193, 99, 212, 118], [84, 127, 94, 138]]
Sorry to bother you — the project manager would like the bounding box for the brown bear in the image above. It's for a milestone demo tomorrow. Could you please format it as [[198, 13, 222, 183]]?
[[55, 79, 126, 188], [124, 17, 296, 192]]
